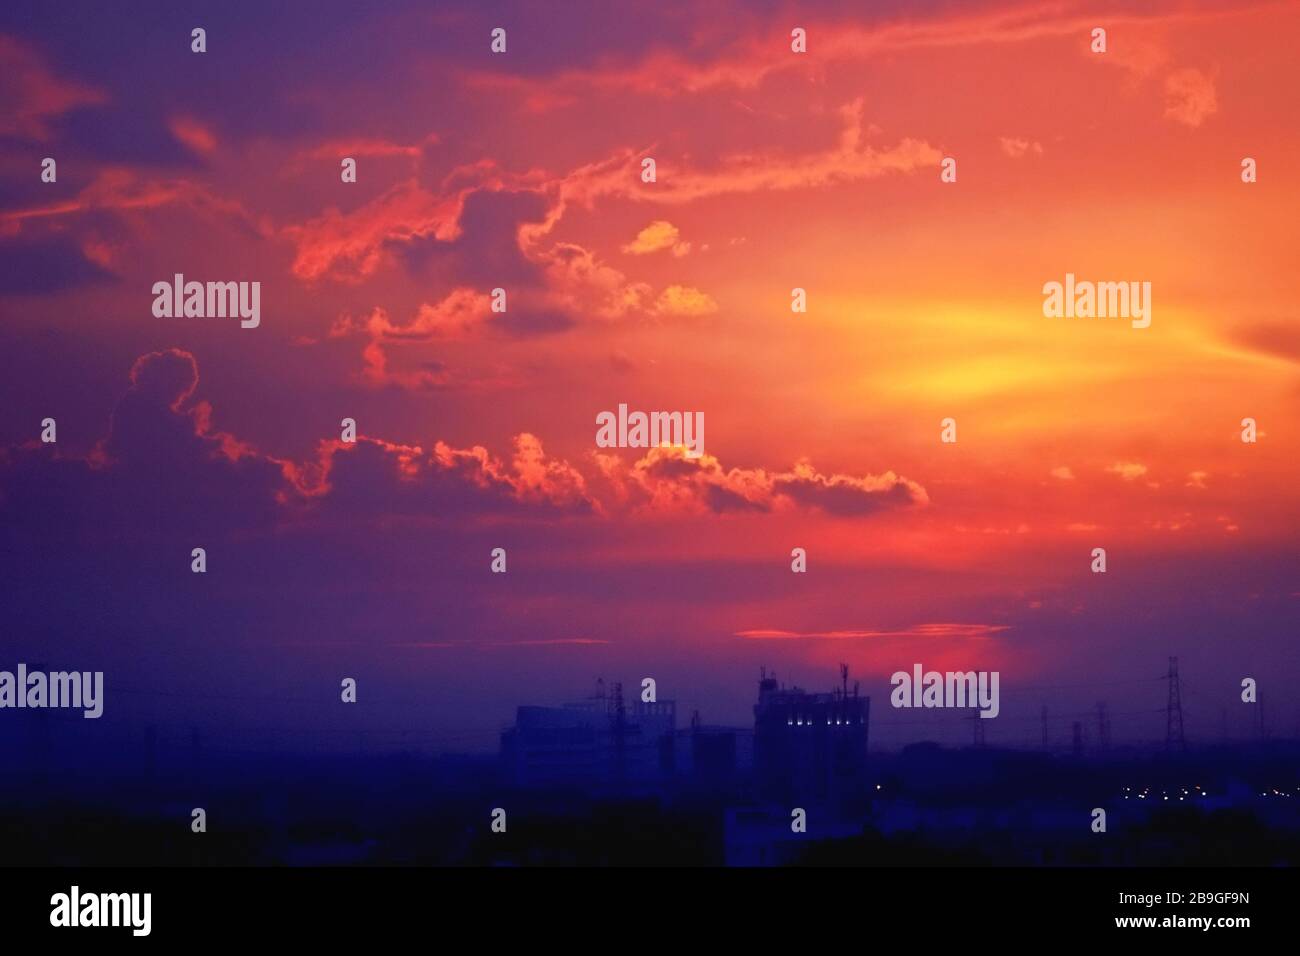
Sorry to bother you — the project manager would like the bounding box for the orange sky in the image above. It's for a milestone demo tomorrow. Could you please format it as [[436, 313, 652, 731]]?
[[2, 0, 1297, 744]]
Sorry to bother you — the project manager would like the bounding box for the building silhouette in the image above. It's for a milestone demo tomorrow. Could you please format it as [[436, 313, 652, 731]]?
[[500, 683, 675, 787], [753, 666, 870, 802]]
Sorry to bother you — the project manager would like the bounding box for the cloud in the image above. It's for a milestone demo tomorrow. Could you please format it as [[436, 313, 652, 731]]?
[[774, 459, 930, 516], [2, 369, 927, 530], [333, 290, 493, 343], [999, 136, 1043, 158], [0, 349, 289, 549], [282, 102, 935, 321], [1229, 320, 1300, 362], [538, 242, 651, 319], [0, 168, 265, 238], [1106, 462, 1148, 481], [1050, 466, 1075, 480], [1163, 68, 1217, 127], [461, 2, 1237, 101], [329, 279, 581, 388], [508, 433, 595, 511], [326, 292, 485, 389], [398, 188, 552, 287], [168, 115, 217, 156], [735, 623, 1008, 641], [596, 445, 927, 518], [562, 100, 940, 208], [0, 35, 107, 140], [0, 350, 607, 543], [1186, 470, 1208, 490], [622, 220, 689, 256], [653, 284, 718, 316], [0, 234, 116, 294], [300, 134, 438, 162], [283, 164, 561, 284], [307, 432, 598, 520], [285, 179, 467, 282]]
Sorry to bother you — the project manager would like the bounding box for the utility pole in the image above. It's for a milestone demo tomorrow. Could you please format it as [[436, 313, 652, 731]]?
[[1164, 657, 1186, 751], [612, 681, 626, 784]]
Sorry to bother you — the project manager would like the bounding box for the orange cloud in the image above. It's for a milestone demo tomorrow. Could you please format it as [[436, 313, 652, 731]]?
[[283, 101, 936, 310], [462, 1, 1254, 101], [1163, 67, 1218, 127], [736, 623, 1009, 641], [284, 180, 466, 282], [327, 291, 495, 389], [595, 445, 927, 518], [551, 100, 940, 213], [999, 136, 1043, 158], [169, 115, 217, 155], [301, 133, 438, 161], [622, 220, 688, 256], [1106, 462, 1149, 481], [653, 284, 718, 316], [429, 434, 596, 513], [539, 242, 650, 319], [2, 168, 256, 226]]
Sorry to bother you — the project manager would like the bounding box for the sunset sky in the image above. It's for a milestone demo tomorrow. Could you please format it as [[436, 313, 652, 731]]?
[[1, 0, 1297, 755]]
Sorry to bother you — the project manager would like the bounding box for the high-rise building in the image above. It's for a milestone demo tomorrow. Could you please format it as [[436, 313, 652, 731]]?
[[753, 666, 869, 801]]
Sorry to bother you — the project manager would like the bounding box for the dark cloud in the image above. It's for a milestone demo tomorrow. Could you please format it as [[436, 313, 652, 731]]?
[[1230, 320, 1300, 363], [395, 188, 550, 287], [51, 109, 201, 168], [601, 446, 928, 518], [773, 469, 927, 516], [0, 234, 116, 294]]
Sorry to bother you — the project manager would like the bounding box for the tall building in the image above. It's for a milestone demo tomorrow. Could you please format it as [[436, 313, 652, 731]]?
[[753, 666, 870, 802]]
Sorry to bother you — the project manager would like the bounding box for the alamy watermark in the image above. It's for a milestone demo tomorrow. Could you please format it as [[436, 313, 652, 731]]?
[[595, 403, 704, 458], [890, 664, 1000, 718], [50, 886, 150, 936], [1042, 273, 1150, 329], [0, 664, 103, 718], [152, 274, 261, 328]]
